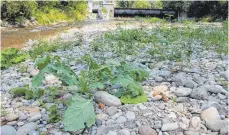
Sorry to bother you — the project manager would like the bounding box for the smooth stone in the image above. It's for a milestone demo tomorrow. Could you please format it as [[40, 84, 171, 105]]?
[[220, 126, 228, 134], [106, 106, 118, 116], [190, 87, 208, 100], [5, 114, 19, 122], [29, 113, 42, 122], [201, 107, 220, 122], [161, 123, 179, 131], [205, 120, 227, 132], [152, 95, 162, 101], [138, 126, 157, 135], [17, 121, 25, 126], [204, 85, 221, 93], [175, 87, 192, 97], [191, 117, 201, 130], [141, 109, 152, 116], [153, 85, 168, 93], [184, 131, 200, 135], [184, 79, 196, 88], [154, 121, 162, 129], [155, 76, 163, 82], [125, 111, 135, 120], [174, 72, 187, 86], [96, 113, 108, 120], [16, 122, 37, 135], [7, 121, 17, 126], [137, 103, 147, 110], [106, 131, 117, 135], [29, 130, 39, 135], [95, 91, 121, 106], [96, 125, 121, 135], [119, 129, 130, 135], [0, 125, 16, 135], [116, 116, 127, 123]]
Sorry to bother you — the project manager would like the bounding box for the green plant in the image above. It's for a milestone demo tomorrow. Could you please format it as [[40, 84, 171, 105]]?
[[63, 94, 96, 131], [132, 0, 152, 8], [101, 7, 107, 14], [1, 48, 29, 69], [10, 87, 44, 100], [47, 105, 61, 123], [32, 56, 78, 87], [120, 94, 148, 104]]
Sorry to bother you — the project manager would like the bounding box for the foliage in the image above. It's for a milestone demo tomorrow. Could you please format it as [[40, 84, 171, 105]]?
[[32, 56, 78, 87], [47, 105, 61, 123], [132, 0, 152, 9], [63, 94, 96, 131], [1, 1, 88, 25], [10, 86, 44, 100], [163, 1, 191, 14], [101, 7, 107, 14], [120, 94, 148, 104], [142, 17, 167, 23], [116, 1, 134, 8], [1, 48, 29, 69]]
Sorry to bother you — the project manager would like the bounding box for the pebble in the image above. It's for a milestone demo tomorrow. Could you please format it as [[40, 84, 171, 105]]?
[[174, 87, 192, 97], [191, 117, 201, 130], [161, 122, 179, 131], [138, 126, 157, 135], [29, 112, 42, 122], [153, 85, 168, 93], [201, 107, 220, 122], [106, 131, 117, 135], [119, 129, 130, 135], [16, 122, 37, 135], [116, 116, 127, 123], [125, 111, 135, 120], [0, 125, 16, 135], [17, 121, 25, 126], [95, 91, 121, 106], [5, 113, 19, 122], [152, 95, 162, 101], [106, 106, 118, 116], [205, 119, 227, 131]]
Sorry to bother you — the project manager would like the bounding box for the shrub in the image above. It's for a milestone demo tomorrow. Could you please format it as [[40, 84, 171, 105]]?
[[132, 0, 152, 9]]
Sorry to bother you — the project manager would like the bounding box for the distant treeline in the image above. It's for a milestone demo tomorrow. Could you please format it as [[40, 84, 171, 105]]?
[[1, 1, 88, 25], [116, 0, 228, 21]]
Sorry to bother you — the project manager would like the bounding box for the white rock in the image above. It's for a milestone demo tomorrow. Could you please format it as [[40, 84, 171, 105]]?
[[125, 111, 135, 120], [5, 114, 19, 122], [95, 91, 121, 107], [119, 129, 130, 135], [29, 113, 42, 122], [161, 122, 179, 131], [116, 116, 127, 123], [175, 87, 192, 97], [191, 117, 201, 130], [205, 119, 228, 132], [153, 85, 168, 93], [201, 107, 220, 122], [106, 131, 117, 135], [106, 106, 118, 116]]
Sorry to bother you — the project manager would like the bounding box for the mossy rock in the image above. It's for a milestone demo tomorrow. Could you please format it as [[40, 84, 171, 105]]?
[[120, 94, 148, 104]]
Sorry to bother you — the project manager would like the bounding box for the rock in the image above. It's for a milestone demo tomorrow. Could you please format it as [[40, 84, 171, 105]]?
[[5, 114, 19, 122], [119, 129, 130, 135], [208, 132, 219, 135], [138, 126, 157, 135], [190, 87, 208, 100], [155, 76, 163, 82], [96, 113, 108, 120], [29, 113, 42, 122], [106, 131, 117, 135], [174, 104, 184, 112], [184, 131, 200, 135], [16, 122, 37, 135], [158, 104, 165, 110], [95, 91, 121, 106], [154, 121, 162, 129], [141, 109, 152, 116], [204, 85, 221, 93], [220, 70, 228, 80], [152, 95, 162, 101], [0, 125, 16, 135], [161, 123, 179, 131], [116, 116, 127, 123], [125, 111, 135, 120], [201, 107, 220, 122], [17, 121, 25, 126], [7, 121, 17, 126], [137, 103, 147, 110], [174, 72, 187, 86], [153, 85, 168, 93], [29, 130, 39, 135], [201, 102, 227, 116], [106, 106, 118, 116], [218, 93, 226, 100], [220, 126, 228, 134], [191, 117, 201, 130], [158, 70, 171, 77], [96, 125, 121, 135], [30, 69, 39, 77], [185, 79, 197, 88], [174, 87, 192, 97], [45, 74, 58, 84], [205, 120, 227, 132], [96, 119, 102, 126]]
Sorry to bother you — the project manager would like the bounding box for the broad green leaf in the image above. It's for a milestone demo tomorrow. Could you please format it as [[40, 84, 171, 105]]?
[[34, 55, 51, 70], [64, 94, 96, 131]]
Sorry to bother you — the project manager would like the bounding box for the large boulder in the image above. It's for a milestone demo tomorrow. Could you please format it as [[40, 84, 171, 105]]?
[[95, 91, 121, 107]]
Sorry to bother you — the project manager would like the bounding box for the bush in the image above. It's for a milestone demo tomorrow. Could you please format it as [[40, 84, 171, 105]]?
[[132, 0, 152, 9]]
